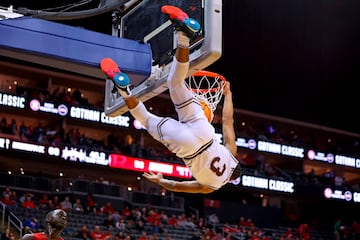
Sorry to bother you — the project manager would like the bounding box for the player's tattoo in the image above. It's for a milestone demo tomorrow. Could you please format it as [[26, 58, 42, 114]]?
[[210, 157, 226, 176]]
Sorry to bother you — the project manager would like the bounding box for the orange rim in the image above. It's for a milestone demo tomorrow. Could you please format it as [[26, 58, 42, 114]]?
[[190, 70, 226, 93]]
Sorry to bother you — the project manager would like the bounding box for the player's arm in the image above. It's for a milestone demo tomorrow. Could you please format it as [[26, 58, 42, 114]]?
[[222, 82, 237, 155], [143, 172, 214, 194], [20, 234, 34, 240]]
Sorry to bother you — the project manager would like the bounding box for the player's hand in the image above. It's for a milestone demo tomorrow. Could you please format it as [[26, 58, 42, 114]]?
[[143, 172, 163, 184], [223, 81, 231, 95]]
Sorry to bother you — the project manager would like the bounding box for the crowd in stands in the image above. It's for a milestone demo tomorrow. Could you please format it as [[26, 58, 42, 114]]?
[[2, 184, 358, 240]]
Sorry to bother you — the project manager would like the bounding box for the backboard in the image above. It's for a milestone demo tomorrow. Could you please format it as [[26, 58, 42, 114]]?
[[104, 0, 222, 117]]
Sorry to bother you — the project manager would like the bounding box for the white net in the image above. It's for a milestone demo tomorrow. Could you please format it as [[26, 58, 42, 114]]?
[[185, 70, 226, 113]]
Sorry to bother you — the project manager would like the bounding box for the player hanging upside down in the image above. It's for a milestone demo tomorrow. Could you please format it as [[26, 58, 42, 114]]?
[[100, 5, 242, 194]]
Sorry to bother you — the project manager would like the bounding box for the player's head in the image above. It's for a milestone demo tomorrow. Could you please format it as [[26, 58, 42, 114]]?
[[46, 209, 67, 229]]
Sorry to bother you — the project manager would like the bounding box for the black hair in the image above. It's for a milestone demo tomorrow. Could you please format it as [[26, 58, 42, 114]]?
[[230, 163, 242, 181]]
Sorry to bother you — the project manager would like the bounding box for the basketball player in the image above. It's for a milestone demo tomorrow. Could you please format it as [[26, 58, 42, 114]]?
[[20, 209, 67, 240], [100, 5, 241, 194]]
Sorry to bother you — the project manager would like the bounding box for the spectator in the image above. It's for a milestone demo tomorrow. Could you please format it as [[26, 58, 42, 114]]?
[[159, 210, 169, 225], [239, 217, 247, 227], [38, 194, 51, 209], [135, 220, 145, 232], [1, 193, 17, 209], [1, 228, 15, 240], [168, 214, 179, 228], [101, 201, 115, 215], [90, 225, 105, 240], [87, 193, 98, 214], [2, 187, 11, 198], [147, 209, 160, 234], [90, 225, 112, 240], [21, 194, 36, 209], [207, 213, 220, 227], [121, 206, 132, 219], [115, 218, 127, 232], [77, 225, 91, 240], [111, 210, 122, 223], [115, 231, 126, 240], [196, 217, 206, 229], [284, 228, 295, 239], [298, 223, 310, 240], [23, 217, 41, 233], [73, 198, 84, 212], [60, 196, 73, 212], [51, 195, 62, 209], [137, 231, 148, 240], [103, 214, 114, 230]]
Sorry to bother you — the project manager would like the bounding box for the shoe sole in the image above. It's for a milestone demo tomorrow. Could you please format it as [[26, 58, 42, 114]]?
[[161, 5, 189, 21], [100, 58, 120, 79]]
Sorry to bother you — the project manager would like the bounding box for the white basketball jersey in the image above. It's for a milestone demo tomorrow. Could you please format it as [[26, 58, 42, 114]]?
[[184, 138, 239, 190]]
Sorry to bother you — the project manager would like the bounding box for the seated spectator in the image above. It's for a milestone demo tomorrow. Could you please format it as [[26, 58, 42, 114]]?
[[73, 198, 84, 212], [137, 231, 149, 240], [2, 187, 12, 198], [1, 193, 17, 209], [298, 223, 310, 240], [284, 228, 295, 239], [121, 206, 131, 219], [91, 225, 105, 240], [207, 213, 220, 227], [90, 225, 112, 240], [77, 225, 91, 240], [21, 194, 36, 209], [38, 194, 51, 209], [239, 217, 247, 227], [135, 220, 145, 232], [115, 218, 127, 232], [245, 218, 255, 228], [60, 196, 73, 212], [114, 231, 126, 240], [101, 201, 115, 215], [19, 192, 34, 205], [103, 214, 115, 230], [23, 217, 41, 233], [51, 195, 62, 209], [111, 210, 122, 223], [1, 228, 15, 240], [168, 214, 179, 228], [196, 217, 206, 229], [159, 210, 169, 225]]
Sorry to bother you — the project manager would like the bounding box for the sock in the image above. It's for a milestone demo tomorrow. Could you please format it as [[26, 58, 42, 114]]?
[[177, 31, 190, 48], [116, 86, 132, 99]]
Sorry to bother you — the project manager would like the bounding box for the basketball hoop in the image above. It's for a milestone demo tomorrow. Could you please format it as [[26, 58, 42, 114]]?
[[185, 70, 227, 121]]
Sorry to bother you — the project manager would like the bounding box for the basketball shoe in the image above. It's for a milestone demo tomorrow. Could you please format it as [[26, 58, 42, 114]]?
[[100, 58, 131, 96], [161, 5, 201, 38]]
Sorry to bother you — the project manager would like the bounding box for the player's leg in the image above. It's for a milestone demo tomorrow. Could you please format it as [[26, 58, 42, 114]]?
[[161, 6, 205, 123], [100, 58, 163, 132], [100, 57, 198, 156]]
